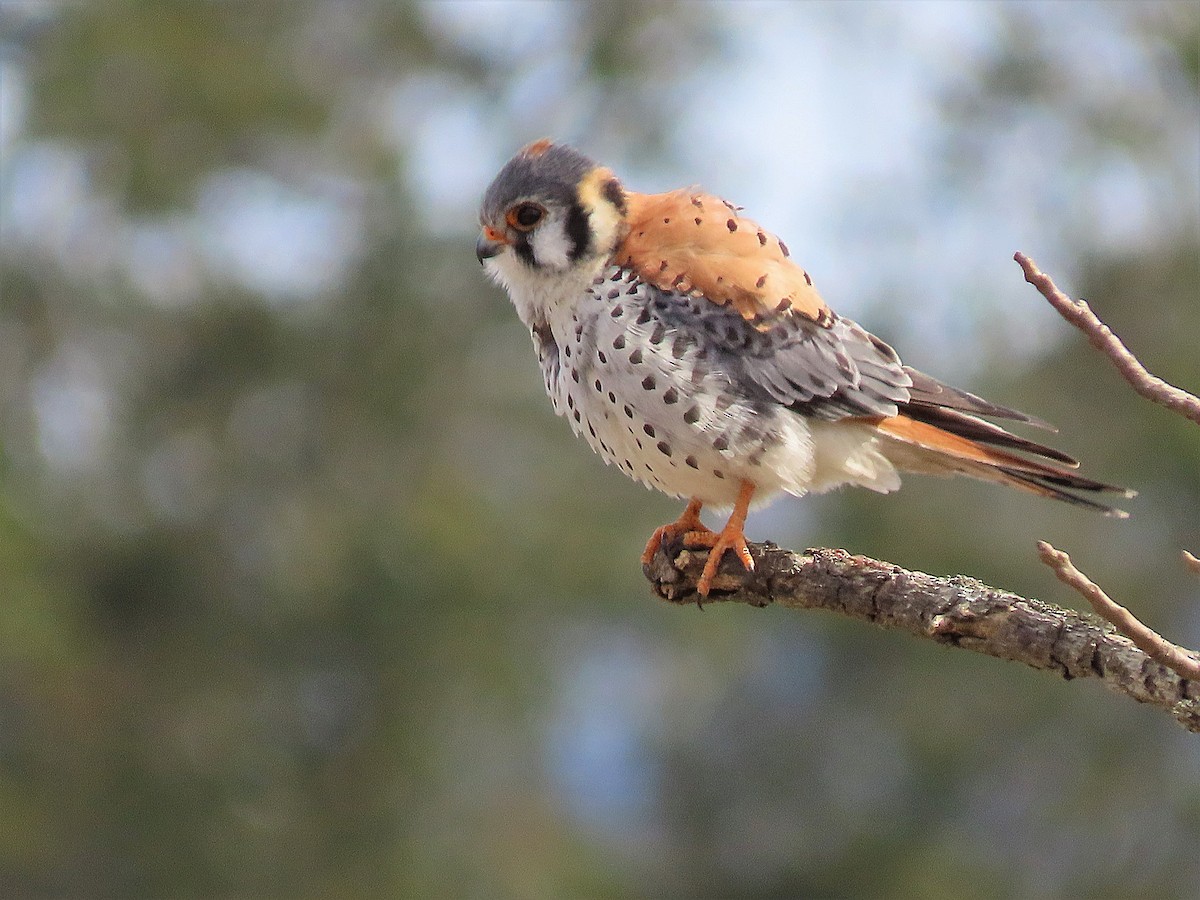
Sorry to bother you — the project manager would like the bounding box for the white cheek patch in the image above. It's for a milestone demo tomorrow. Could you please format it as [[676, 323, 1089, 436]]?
[[528, 215, 574, 271]]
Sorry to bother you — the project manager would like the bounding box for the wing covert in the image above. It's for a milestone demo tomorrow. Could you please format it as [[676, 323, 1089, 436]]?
[[738, 313, 913, 418], [642, 282, 912, 420]]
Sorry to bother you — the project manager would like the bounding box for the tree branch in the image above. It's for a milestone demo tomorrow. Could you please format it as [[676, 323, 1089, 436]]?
[[640, 254, 1200, 733], [1014, 251, 1200, 425], [1016, 251, 1200, 688], [644, 539, 1200, 732], [1037, 541, 1200, 682]]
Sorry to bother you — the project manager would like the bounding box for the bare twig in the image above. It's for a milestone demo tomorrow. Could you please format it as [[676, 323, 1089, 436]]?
[[1015, 251, 1200, 688], [644, 540, 1199, 732], [1184, 550, 1200, 578], [1014, 251, 1200, 425], [1036, 541, 1200, 683]]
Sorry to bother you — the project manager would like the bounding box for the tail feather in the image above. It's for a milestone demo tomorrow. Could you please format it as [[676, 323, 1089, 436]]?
[[992, 465, 1130, 517], [903, 367, 1056, 430], [903, 404, 1078, 466], [871, 413, 1133, 518]]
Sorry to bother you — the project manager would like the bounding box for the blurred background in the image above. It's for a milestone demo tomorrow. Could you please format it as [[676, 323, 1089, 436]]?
[[1, 1, 1198, 896]]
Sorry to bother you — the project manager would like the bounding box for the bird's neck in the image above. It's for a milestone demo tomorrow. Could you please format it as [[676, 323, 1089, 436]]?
[[490, 253, 612, 333]]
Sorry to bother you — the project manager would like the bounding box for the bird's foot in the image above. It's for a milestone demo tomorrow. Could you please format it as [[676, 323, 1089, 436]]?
[[641, 498, 711, 567], [684, 523, 755, 596]]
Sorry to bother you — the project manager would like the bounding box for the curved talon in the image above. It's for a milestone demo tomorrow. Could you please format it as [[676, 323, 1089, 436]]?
[[644, 481, 757, 595], [641, 497, 711, 566], [687, 526, 755, 595]]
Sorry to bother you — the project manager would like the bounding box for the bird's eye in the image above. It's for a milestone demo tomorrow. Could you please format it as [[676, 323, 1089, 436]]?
[[508, 203, 544, 231]]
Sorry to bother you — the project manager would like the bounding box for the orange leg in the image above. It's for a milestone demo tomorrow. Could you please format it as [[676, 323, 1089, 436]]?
[[684, 480, 756, 595], [641, 497, 713, 566]]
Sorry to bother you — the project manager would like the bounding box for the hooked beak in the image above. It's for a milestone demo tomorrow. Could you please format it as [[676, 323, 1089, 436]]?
[[476, 227, 507, 264]]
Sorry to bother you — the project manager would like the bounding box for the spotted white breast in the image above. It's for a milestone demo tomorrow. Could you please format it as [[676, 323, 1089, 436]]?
[[529, 265, 901, 508]]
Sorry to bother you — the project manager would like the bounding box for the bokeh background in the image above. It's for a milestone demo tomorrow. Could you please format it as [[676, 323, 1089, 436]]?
[[1, 1, 1198, 897]]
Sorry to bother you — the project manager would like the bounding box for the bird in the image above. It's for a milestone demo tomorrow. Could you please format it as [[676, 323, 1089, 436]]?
[[476, 139, 1131, 596]]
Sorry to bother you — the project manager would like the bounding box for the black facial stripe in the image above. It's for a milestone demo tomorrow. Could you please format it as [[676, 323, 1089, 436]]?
[[564, 201, 591, 262], [513, 232, 536, 266], [602, 177, 626, 215]]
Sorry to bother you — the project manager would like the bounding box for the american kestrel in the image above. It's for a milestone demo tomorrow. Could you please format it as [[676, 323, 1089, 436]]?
[[477, 140, 1129, 596]]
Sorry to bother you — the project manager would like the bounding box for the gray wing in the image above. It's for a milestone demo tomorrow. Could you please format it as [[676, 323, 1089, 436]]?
[[644, 286, 909, 418], [738, 309, 1080, 462], [652, 288, 1076, 456], [742, 315, 913, 419]]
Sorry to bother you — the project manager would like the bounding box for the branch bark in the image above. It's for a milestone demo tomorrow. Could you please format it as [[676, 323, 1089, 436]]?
[[1037, 541, 1200, 682], [644, 539, 1200, 732], [641, 254, 1200, 733]]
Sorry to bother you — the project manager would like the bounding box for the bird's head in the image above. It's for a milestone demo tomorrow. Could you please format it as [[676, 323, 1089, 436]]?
[[477, 140, 628, 293]]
